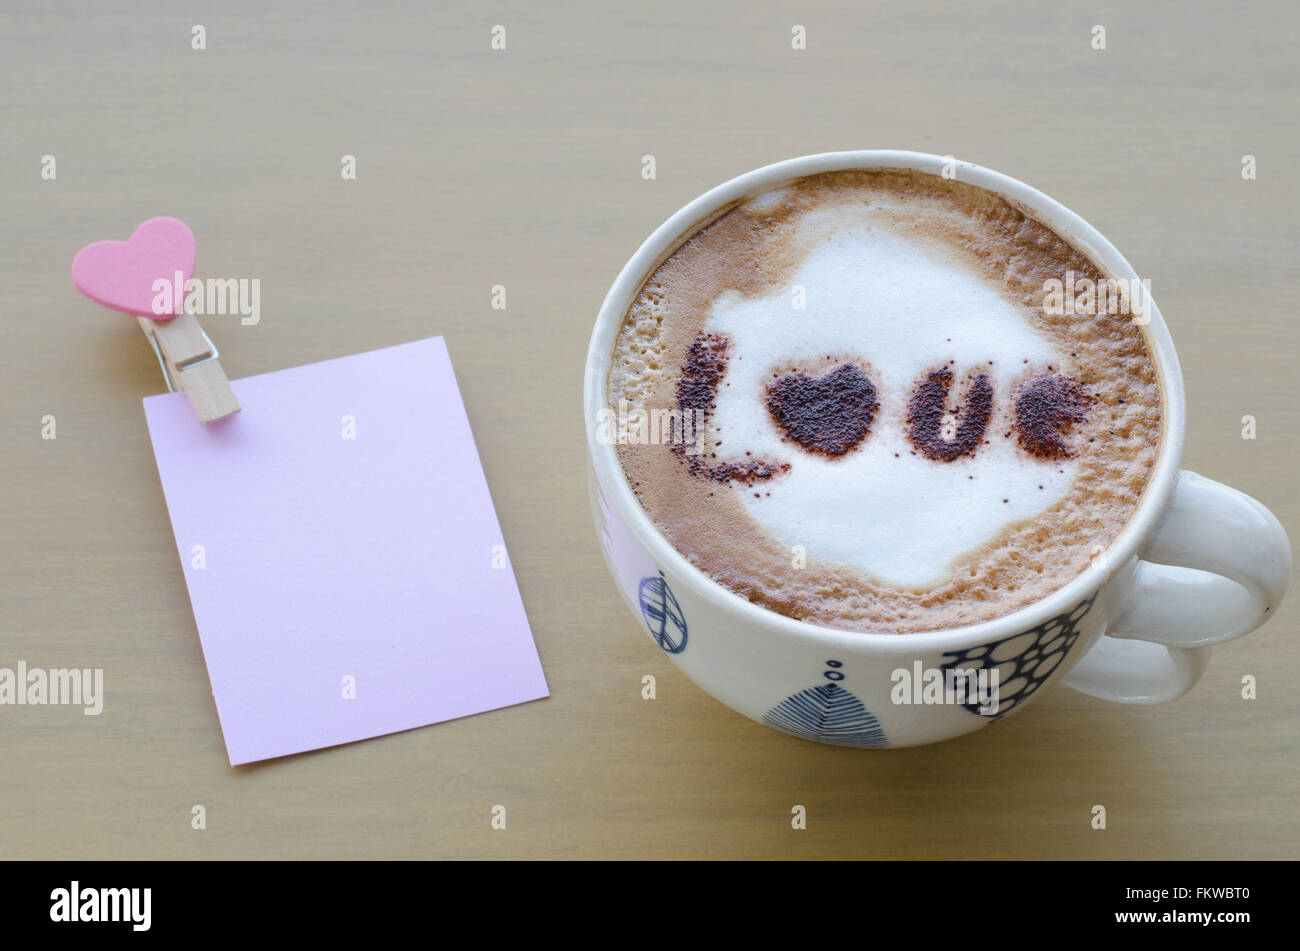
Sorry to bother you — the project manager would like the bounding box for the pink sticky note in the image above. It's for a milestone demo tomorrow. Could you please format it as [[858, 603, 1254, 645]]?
[[142, 336, 548, 765]]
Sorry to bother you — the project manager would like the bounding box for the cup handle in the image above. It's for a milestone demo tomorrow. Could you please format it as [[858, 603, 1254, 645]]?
[[1061, 470, 1291, 703]]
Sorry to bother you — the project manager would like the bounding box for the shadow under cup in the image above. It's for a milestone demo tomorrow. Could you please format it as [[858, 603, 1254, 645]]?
[[583, 151, 1288, 749]]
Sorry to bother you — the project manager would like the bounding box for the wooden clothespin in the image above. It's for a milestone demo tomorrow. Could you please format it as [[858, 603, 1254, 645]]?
[[72, 217, 241, 423]]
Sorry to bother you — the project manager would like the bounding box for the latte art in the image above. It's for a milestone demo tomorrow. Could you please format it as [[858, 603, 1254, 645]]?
[[608, 169, 1161, 633], [765, 363, 879, 458], [700, 224, 1081, 588], [905, 367, 995, 462]]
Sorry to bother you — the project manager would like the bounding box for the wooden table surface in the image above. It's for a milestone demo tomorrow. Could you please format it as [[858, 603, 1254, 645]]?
[[2, 1, 1296, 860]]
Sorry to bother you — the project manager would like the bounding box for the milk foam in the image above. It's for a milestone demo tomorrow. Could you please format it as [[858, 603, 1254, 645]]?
[[705, 221, 1075, 588]]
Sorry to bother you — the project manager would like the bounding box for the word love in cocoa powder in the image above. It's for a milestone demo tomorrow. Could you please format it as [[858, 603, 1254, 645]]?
[[763, 363, 1089, 463], [673, 333, 1090, 485]]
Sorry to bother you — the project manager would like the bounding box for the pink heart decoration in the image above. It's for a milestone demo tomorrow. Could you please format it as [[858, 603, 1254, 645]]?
[[71, 217, 196, 319]]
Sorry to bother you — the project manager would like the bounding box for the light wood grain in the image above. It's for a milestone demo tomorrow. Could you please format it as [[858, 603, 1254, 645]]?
[[1, 0, 1296, 859]]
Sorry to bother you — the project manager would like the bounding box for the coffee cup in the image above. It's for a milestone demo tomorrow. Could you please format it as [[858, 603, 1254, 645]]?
[[583, 151, 1290, 748]]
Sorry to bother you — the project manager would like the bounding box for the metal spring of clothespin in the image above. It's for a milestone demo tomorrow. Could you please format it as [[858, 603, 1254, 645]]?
[[141, 316, 223, 393]]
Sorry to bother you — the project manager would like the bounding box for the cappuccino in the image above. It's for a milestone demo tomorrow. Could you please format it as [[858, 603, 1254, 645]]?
[[606, 169, 1161, 634]]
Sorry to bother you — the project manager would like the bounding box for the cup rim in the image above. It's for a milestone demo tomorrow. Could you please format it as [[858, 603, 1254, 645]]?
[[583, 150, 1185, 653]]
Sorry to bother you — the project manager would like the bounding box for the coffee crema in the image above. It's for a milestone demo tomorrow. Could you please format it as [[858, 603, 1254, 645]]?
[[606, 168, 1162, 633]]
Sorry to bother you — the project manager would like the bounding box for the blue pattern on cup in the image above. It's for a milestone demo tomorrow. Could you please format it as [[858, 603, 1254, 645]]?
[[763, 660, 889, 747], [941, 595, 1096, 719], [638, 572, 688, 654]]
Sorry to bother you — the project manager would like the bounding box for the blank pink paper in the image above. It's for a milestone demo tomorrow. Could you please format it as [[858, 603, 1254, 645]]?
[[143, 336, 548, 765]]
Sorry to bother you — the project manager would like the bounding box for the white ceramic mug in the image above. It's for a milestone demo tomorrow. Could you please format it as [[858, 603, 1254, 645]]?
[[583, 151, 1291, 748]]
